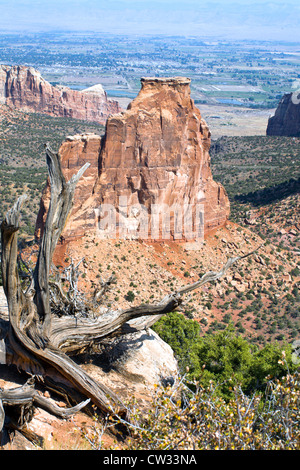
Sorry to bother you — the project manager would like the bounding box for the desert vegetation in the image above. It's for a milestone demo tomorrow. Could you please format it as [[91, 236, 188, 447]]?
[[93, 369, 300, 450], [210, 135, 300, 224], [153, 314, 298, 398], [76, 317, 300, 451]]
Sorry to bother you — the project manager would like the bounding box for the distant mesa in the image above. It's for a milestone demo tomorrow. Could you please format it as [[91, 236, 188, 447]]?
[[0, 64, 121, 125], [267, 91, 300, 137], [35, 76, 230, 243]]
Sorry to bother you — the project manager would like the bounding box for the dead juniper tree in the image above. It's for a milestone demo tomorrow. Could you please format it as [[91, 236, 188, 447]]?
[[0, 144, 261, 441]]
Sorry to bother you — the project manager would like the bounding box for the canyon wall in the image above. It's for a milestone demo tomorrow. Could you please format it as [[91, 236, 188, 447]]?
[[267, 92, 300, 137], [35, 77, 230, 242], [0, 65, 121, 125]]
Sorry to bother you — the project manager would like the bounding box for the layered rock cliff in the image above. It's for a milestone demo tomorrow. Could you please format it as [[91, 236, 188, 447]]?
[[35, 77, 230, 242], [0, 65, 121, 125], [267, 92, 300, 137]]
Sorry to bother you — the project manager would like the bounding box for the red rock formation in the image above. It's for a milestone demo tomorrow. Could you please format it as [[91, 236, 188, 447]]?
[[267, 92, 300, 137], [35, 77, 230, 242], [0, 65, 121, 125], [35, 133, 102, 240]]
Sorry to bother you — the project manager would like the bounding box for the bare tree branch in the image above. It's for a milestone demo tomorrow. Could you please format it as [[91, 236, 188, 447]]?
[[33, 145, 90, 338], [0, 141, 263, 438], [0, 377, 90, 433], [121, 244, 264, 331]]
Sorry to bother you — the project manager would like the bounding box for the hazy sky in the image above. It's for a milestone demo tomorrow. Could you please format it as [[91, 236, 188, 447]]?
[[0, 0, 300, 41]]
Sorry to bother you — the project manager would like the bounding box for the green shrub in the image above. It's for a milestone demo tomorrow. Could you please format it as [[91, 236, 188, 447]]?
[[125, 290, 135, 302], [153, 314, 298, 400]]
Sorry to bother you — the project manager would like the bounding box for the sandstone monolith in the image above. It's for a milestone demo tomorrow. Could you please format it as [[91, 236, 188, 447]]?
[[35, 77, 230, 242]]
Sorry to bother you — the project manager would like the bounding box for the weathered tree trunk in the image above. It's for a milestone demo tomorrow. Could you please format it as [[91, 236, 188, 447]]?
[[0, 144, 261, 440]]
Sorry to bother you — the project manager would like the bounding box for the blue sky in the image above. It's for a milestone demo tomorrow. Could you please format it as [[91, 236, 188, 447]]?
[[0, 0, 300, 41]]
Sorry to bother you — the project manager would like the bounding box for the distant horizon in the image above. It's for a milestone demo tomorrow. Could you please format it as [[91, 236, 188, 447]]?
[[1, 28, 300, 44], [1, 31, 300, 48], [0, 0, 300, 42]]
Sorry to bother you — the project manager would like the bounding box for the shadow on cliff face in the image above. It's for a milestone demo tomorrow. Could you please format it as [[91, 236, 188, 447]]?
[[235, 176, 300, 207]]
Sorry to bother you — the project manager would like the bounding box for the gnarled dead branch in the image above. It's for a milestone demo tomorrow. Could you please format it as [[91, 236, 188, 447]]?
[[0, 143, 262, 439]]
